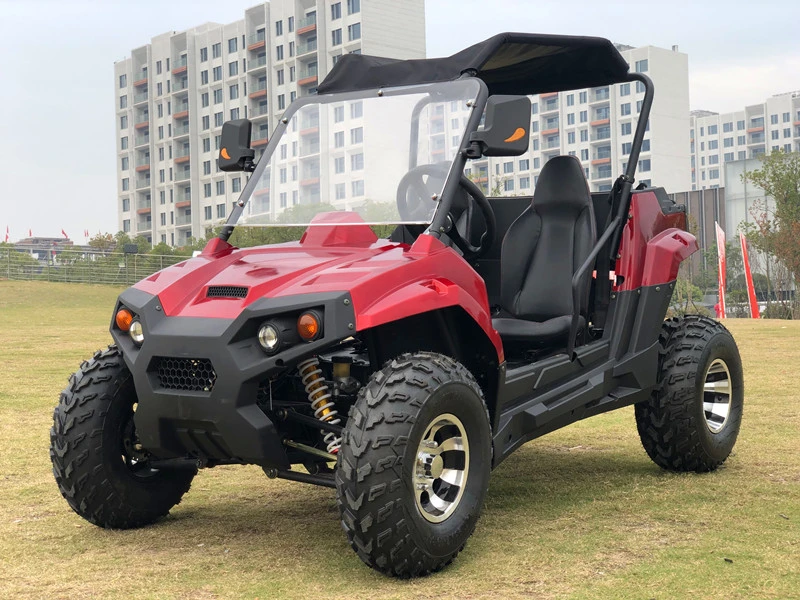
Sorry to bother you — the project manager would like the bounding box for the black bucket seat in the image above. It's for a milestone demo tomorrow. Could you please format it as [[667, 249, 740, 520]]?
[[492, 155, 597, 349]]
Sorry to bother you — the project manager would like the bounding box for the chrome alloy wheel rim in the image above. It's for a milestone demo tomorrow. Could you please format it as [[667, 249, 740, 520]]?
[[413, 413, 470, 523], [703, 358, 732, 433]]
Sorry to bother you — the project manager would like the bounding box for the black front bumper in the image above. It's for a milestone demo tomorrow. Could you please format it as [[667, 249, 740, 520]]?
[[112, 287, 356, 469]]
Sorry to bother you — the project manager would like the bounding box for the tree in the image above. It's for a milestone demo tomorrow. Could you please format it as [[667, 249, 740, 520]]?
[[741, 150, 800, 284]]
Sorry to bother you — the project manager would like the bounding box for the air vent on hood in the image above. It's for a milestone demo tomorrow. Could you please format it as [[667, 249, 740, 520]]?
[[207, 285, 248, 299]]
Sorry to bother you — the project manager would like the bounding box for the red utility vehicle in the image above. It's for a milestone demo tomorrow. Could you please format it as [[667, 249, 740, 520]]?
[[51, 33, 743, 577]]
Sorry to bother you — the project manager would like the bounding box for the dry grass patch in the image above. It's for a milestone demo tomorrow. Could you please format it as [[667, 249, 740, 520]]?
[[0, 281, 798, 599]]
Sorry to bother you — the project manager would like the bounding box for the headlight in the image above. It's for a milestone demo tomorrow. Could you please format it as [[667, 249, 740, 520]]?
[[129, 320, 145, 345], [258, 323, 280, 353]]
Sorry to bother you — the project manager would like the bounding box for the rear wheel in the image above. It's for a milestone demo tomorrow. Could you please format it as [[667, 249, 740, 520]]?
[[635, 316, 744, 472], [335, 352, 492, 577], [50, 346, 195, 528]]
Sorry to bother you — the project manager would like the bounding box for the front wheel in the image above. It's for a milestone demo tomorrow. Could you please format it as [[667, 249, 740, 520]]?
[[635, 316, 744, 472], [335, 352, 492, 577], [50, 346, 195, 528]]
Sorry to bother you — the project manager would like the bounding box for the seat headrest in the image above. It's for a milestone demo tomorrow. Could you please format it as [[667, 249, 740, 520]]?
[[532, 155, 591, 211]]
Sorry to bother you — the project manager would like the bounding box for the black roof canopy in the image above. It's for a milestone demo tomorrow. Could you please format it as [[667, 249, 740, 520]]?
[[317, 32, 631, 97]]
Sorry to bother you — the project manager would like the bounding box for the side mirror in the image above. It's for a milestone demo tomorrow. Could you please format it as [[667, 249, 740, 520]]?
[[467, 95, 531, 157], [219, 119, 256, 172]]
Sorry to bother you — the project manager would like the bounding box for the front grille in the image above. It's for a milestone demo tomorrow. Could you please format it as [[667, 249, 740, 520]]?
[[155, 357, 217, 392], [207, 285, 248, 299]]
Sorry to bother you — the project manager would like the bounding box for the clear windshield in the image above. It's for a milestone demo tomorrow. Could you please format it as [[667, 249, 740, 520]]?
[[235, 79, 479, 227]]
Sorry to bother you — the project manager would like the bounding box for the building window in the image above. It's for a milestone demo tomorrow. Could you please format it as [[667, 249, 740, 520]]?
[[119, 95, 128, 109], [580, 129, 588, 142], [229, 84, 239, 100], [621, 142, 631, 155], [351, 153, 364, 171], [519, 176, 530, 189], [351, 180, 364, 196], [278, 94, 285, 110], [202, 116, 210, 130], [228, 37, 238, 53], [579, 91, 587, 103], [709, 155, 719, 165], [213, 88, 223, 104], [121, 157, 129, 170], [332, 29, 342, 46], [723, 122, 733, 133], [200, 47, 208, 62], [213, 66, 222, 81], [121, 178, 129, 191], [635, 59, 648, 73], [334, 183, 346, 200], [158, 125, 163, 139], [217, 203, 226, 218], [204, 206, 212, 220], [737, 135, 746, 145], [289, 66, 295, 82], [331, 2, 341, 19], [276, 45, 284, 61], [232, 177, 241, 193], [567, 113, 575, 125], [723, 137, 733, 147], [350, 101, 363, 118], [566, 94, 574, 106], [621, 103, 631, 116], [519, 159, 529, 170], [229, 61, 238, 76], [636, 81, 646, 94], [348, 23, 361, 41], [214, 112, 223, 127], [636, 100, 643, 113], [275, 20, 283, 36], [289, 41, 295, 57], [277, 69, 284, 85], [709, 139, 719, 149], [120, 115, 128, 129], [639, 159, 651, 171], [121, 197, 130, 212], [567, 131, 575, 144], [619, 83, 630, 96], [350, 127, 363, 144], [204, 183, 212, 197], [737, 120, 745, 130], [201, 70, 209, 85], [212, 43, 221, 59], [202, 138, 211, 152], [642, 139, 650, 151], [203, 161, 211, 175], [215, 180, 225, 195], [334, 131, 344, 147], [579, 110, 587, 123], [708, 124, 718, 135], [121, 136, 128, 150], [230, 107, 240, 120], [334, 156, 345, 174], [621, 122, 631, 135], [123, 219, 130, 232], [347, 0, 360, 14], [709, 168, 719, 179]]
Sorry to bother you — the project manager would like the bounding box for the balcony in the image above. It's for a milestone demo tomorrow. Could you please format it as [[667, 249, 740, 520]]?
[[174, 123, 190, 137], [298, 65, 318, 87], [136, 199, 152, 214], [591, 157, 611, 166], [251, 104, 269, 118], [171, 56, 187, 75], [133, 91, 148, 105], [249, 81, 268, 99], [542, 138, 560, 150], [135, 156, 150, 172], [133, 70, 148, 87], [173, 102, 189, 119], [174, 148, 190, 164], [247, 31, 266, 51], [540, 92, 558, 100], [175, 170, 191, 182], [134, 116, 150, 130], [592, 169, 613, 180], [134, 134, 150, 147], [136, 218, 152, 230], [251, 130, 268, 147], [591, 127, 611, 142], [176, 212, 192, 226], [135, 176, 151, 189], [590, 88, 611, 104], [590, 118, 610, 127], [296, 40, 317, 57], [248, 55, 268, 71], [172, 78, 189, 93], [540, 99, 559, 114], [297, 14, 317, 35]]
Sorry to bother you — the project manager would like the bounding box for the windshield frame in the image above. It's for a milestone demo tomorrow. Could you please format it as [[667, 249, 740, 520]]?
[[220, 77, 488, 238]]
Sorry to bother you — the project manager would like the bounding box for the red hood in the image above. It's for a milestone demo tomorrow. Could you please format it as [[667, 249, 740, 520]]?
[[134, 238, 407, 319]]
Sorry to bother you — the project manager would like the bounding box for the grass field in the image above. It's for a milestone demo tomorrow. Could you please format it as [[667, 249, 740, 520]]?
[[1, 280, 798, 599]]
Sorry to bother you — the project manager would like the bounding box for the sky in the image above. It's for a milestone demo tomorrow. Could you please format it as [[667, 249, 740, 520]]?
[[1, 0, 798, 241]]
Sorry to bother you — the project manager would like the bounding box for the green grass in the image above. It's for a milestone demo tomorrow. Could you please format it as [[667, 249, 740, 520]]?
[[0, 280, 798, 599]]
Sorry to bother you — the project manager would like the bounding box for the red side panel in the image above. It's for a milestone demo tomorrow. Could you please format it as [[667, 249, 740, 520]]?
[[615, 190, 698, 291]]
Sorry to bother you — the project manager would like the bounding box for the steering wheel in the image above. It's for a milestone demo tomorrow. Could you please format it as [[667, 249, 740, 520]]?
[[396, 164, 496, 259]]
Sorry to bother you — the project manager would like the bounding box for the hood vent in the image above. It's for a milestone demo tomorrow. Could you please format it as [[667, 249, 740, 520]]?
[[207, 285, 248, 299]]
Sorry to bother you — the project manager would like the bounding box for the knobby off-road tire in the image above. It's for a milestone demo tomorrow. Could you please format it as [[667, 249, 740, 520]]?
[[336, 352, 492, 577], [635, 315, 744, 472], [50, 346, 195, 528]]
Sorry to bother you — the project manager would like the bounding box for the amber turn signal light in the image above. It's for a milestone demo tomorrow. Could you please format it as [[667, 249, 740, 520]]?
[[297, 311, 322, 341], [115, 308, 134, 332]]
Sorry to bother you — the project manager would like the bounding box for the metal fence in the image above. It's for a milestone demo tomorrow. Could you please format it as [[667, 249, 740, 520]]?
[[2, 246, 187, 286]]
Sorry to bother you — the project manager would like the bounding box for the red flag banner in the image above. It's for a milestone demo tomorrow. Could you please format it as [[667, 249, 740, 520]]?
[[61, 229, 68, 239], [715, 222, 727, 319], [29, 228, 32, 237], [739, 233, 760, 319]]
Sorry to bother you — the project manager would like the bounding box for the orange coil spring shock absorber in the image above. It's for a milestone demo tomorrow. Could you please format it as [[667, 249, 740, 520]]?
[[297, 357, 341, 454]]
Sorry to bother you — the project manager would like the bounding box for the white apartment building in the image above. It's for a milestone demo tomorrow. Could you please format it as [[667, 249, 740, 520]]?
[[114, 0, 425, 246], [473, 44, 691, 197], [690, 90, 800, 191]]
